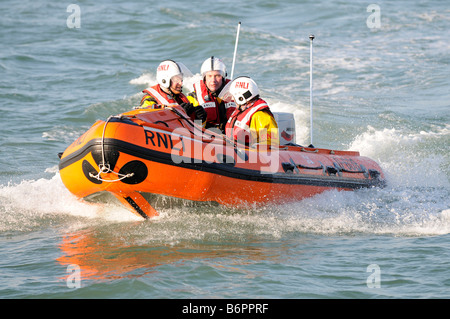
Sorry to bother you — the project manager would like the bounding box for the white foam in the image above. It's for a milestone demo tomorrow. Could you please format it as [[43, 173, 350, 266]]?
[[0, 173, 141, 228], [442, 209, 450, 221], [348, 124, 450, 188], [129, 72, 157, 87], [271, 186, 450, 236]]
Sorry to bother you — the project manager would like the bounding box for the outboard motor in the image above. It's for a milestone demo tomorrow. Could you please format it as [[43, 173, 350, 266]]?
[[273, 112, 296, 145]]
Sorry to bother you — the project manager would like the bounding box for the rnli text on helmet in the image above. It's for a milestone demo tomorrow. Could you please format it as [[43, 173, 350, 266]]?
[[158, 64, 170, 72], [235, 81, 249, 89]]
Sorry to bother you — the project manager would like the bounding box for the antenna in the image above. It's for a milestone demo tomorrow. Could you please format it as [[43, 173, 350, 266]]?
[[230, 22, 241, 80], [309, 34, 315, 147]]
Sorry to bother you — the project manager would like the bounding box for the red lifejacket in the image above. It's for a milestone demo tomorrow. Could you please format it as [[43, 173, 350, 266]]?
[[192, 79, 235, 126], [225, 99, 271, 145], [141, 84, 189, 106]]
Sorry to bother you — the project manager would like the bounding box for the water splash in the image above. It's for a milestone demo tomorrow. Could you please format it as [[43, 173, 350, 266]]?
[[349, 124, 450, 188], [0, 173, 141, 233]]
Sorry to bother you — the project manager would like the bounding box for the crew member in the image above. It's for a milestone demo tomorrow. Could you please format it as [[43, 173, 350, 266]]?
[[188, 57, 235, 132], [140, 59, 206, 124], [225, 76, 278, 146]]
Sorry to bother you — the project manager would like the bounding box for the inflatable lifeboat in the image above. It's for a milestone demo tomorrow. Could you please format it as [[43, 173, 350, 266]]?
[[58, 106, 386, 219]]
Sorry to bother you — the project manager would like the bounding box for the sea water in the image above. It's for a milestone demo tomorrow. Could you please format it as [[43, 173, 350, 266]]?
[[0, 0, 449, 299]]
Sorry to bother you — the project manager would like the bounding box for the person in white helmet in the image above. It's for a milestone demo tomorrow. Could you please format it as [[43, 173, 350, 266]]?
[[140, 59, 206, 124], [188, 56, 236, 132], [223, 76, 278, 146]]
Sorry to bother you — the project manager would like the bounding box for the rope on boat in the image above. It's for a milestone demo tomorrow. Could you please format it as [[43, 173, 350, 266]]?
[[88, 115, 135, 183]]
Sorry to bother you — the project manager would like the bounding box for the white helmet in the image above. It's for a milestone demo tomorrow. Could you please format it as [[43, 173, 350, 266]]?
[[156, 60, 192, 89], [229, 76, 260, 105], [200, 56, 227, 78]]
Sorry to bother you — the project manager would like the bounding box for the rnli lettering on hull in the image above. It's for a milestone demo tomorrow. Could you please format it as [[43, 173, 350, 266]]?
[[143, 126, 189, 152], [142, 126, 250, 167], [144, 128, 174, 149], [143, 126, 206, 152], [144, 126, 193, 162]]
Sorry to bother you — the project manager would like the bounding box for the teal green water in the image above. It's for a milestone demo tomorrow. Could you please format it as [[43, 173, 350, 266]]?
[[0, 0, 449, 298]]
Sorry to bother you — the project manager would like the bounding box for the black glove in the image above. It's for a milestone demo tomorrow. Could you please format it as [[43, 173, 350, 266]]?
[[194, 105, 207, 122], [218, 121, 226, 134], [180, 102, 195, 116]]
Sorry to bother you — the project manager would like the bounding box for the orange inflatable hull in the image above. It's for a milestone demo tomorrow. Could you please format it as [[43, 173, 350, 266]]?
[[58, 106, 385, 219]]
